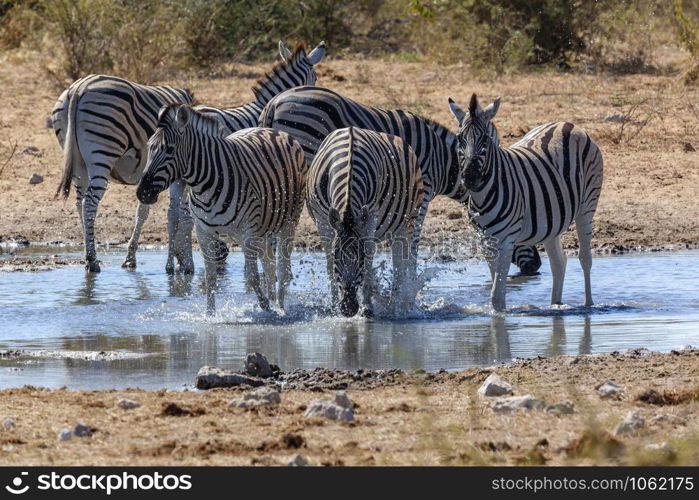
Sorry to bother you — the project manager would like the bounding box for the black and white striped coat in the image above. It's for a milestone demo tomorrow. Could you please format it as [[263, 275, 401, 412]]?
[[52, 75, 192, 273], [448, 94, 604, 311], [259, 86, 541, 276], [137, 105, 307, 313], [307, 127, 424, 316]]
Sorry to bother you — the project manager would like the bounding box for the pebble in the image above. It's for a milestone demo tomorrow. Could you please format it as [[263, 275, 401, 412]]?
[[117, 399, 141, 410], [244, 352, 273, 378], [614, 411, 645, 436], [29, 173, 44, 185], [229, 386, 281, 409], [546, 401, 575, 415], [74, 422, 93, 437], [491, 395, 545, 413], [304, 400, 354, 421], [3, 417, 16, 430], [58, 428, 72, 441], [597, 380, 624, 398], [195, 366, 265, 389], [644, 442, 676, 455], [287, 453, 309, 466], [477, 373, 513, 397], [333, 391, 354, 409]]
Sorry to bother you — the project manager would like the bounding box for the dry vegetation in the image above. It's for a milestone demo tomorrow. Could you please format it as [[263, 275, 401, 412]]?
[[0, 52, 697, 255], [1, 349, 698, 466]]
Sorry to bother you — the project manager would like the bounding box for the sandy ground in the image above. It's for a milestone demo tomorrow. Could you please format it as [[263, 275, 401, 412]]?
[[0, 52, 698, 256], [0, 349, 697, 466]]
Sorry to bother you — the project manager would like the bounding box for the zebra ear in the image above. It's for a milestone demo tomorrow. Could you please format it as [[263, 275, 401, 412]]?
[[448, 97, 466, 123], [483, 97, 500, 121], [279, 41, 292, 61], [307, 41, 326, 65], [174, 105, 191, 130], [329, 207, 342, 232]]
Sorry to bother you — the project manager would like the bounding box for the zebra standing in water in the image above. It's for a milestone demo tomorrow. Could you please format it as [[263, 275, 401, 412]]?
[[53, 76, 192, 272], [307, 127, 424, 316], [258, 86, 541, 280], [51, 41, 324, 273], [137, 104, 307, 314], [448, 94, 603, 311]]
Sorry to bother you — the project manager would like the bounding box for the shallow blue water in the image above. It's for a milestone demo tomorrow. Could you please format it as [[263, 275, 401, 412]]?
[[0, 248, 697, 389]]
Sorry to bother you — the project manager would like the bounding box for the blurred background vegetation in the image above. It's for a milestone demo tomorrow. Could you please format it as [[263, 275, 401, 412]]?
[[0, 0, 697, 84]]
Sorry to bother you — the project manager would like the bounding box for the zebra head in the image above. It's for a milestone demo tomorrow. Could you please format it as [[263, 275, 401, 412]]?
[[329, 205, 371, 317], [252, 41, 326, 103], [138, 104, 222, 204], [448, 94, 500, 191]]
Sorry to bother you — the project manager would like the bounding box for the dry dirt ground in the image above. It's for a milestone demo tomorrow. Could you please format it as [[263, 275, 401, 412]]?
[[0, 52, 698, 255], [0, 349, 697, 466]]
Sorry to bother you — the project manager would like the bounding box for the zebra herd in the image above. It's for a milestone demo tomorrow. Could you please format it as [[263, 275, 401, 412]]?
[[51, 41, 603, 315]]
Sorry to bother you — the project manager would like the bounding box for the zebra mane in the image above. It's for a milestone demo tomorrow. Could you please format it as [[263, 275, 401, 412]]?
[[342, 127, 356, 225], [251, 42, 310, 104]]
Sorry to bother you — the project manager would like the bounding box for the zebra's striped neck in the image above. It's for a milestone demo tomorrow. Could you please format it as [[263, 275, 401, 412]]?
[[251, 49, 314, 106], [425, 119, 464, 200]]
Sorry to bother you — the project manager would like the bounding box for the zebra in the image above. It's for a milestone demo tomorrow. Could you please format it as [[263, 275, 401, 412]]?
[[136, 104, 307, 314], [258, 86, 541, 278], [307, 127, 424, 317], [51, 41, 324, 274], [53, 75, 193, 272], [447, 94, 604, 311]]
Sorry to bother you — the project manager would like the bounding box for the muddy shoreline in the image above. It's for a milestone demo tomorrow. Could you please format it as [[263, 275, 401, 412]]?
[[0, 349, 697, 465]]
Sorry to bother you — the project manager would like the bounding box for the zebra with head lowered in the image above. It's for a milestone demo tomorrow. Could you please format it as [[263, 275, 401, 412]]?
[[258, 86, 542, 282], [448, 94, 604, 311], [136, 104, 307, 314], [51, 41, 324, 274], [307, 127, 424, 317]]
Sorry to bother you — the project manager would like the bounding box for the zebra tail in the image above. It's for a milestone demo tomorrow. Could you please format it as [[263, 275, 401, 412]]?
[[56, 87, 82, 200]]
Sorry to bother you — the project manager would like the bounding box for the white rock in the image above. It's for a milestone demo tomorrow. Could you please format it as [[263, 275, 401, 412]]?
[[117, 399, 140, 410], [304, 400, 354, 421], [287, 453, 309, 466], [74, 422, 93, 437], [597, 380, 623, 398], [58, 429, 72, 441], [3, 417, 16, 429], [477, 374, 513, 397], [29, 173, 44, 185], [491, 395, 545, 413], [604, 113, 625, 123], [644, 442, 676, 454], [615, 411, 645, 435], [546, 401, 575, 415], [333, 391, 353, 409], [229, 386, 281, 409]]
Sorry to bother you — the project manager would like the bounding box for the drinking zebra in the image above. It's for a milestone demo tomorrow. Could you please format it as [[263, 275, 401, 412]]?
[[448, 94, 604, 311], [307, 127, 424, 316], [52, 41, 324, 274], [258, 86, 541, 276], [136, 104, 307, 314]]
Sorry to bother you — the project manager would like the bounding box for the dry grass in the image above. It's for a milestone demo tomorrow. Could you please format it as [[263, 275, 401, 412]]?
[[1, 349, 698, 466]]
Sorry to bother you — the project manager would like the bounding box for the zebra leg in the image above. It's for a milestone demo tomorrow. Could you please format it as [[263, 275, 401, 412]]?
[[543, 236, 567, 306], [318, 224, 338, 304], [165, 180, 184, 274], [575, 214, 594, 306], [195, 225, 220, 315], [81, 180, 108, 273], [277, 229, 295, 309], [491, 241, 515, 312], [361, 237, 377, 317], [409, 197, 430, 283], [122, 202, 150, 269], [391, 231, 409, 315], [260, 236, 277, 305], [173, 183, 194, 274], [243, 241, 270, 311]]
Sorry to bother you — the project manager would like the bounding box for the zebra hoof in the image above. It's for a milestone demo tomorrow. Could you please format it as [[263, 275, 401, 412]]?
[[85, 260, 101, 273], [165, 263, 175, 275], [258, 297, 271, 311], [121, 258, 136, 270]]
